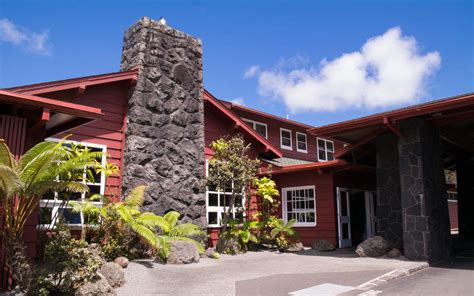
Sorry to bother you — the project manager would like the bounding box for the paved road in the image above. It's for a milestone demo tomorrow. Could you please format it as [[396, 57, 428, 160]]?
[[372, 252, 474, 296], [117, 249, 423, 296]]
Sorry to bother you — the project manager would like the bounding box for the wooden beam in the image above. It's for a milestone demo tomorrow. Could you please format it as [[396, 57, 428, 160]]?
[[334, 129, 383, 158], [440, 126, 474, 155], [383, 117, 402, 138], [27, 108, 50, 133], [430, 109, 474, 126], [75, 84, 86, 96]]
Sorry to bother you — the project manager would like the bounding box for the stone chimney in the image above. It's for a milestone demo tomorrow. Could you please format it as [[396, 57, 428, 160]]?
[[120, 17, 206, 226]]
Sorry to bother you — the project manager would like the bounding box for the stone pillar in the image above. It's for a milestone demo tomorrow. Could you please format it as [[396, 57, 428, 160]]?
[[457, 160, 474, 239], [120, 17, 206, 226], [376, 132, 403, 248], [398, 118, 451, 262]]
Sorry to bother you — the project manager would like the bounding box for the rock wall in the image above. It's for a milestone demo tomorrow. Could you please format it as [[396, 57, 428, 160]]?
[[376, 132, 403, 248], [120, 17, 206, 226], [398, 118, 451, 262]]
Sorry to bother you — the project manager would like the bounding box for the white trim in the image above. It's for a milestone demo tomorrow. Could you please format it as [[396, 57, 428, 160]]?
[[280, 128, 293, 150], [205, 159, 246, 228], [241, 118, 268, 139], [282, 185, 316, 227], [317, 137, 334, 162], [39, 138, 107, 229], [296, 132, 308, 153]]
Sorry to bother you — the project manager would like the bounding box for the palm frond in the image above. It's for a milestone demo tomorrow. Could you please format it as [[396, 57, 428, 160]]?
[[0, 140, 17, 170], [128, 222, 159, 248], [0, 164, 21, 197]]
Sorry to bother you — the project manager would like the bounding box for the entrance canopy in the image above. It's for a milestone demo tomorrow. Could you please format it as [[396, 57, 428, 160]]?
[[309, 93, 474, 169]]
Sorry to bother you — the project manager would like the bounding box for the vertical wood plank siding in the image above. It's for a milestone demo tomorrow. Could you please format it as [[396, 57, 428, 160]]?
[[0, 115, 27, 291]]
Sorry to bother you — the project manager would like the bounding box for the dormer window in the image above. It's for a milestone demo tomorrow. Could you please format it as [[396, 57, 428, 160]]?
[[242, 118, 267, 139], [280, 128, 292, 150], [317, 138, 334, 161], [296, 132, 307, 153]]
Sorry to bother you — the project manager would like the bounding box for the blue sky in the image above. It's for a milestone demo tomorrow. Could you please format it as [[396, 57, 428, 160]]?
[[0, 0, 472, 126]]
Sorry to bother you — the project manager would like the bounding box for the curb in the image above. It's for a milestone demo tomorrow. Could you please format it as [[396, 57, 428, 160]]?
[[356, 262, 429, 291]]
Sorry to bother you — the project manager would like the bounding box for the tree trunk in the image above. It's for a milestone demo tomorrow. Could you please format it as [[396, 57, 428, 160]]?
[[4, 234, 33, 292]]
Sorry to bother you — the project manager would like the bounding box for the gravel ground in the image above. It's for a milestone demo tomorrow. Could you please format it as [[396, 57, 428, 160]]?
[[116, 249, 425, 296]]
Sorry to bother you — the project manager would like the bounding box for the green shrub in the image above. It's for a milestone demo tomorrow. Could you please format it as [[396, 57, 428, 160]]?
[[36, 221, 103, 295]]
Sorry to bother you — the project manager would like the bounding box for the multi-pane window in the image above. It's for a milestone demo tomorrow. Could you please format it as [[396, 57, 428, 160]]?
[[280, 128, 292, 150], [205, 161, 245, 227], [242, 118, 268, 139], [296, 132, 307, 153], [282, 186, 316, 227], [317, 138, 334, 161], [39, 139, 107, 229]]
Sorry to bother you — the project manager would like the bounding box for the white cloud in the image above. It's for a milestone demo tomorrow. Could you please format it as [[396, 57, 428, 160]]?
[[251, 27, 441, 113], [0, 19, 52, 55], [230, 97, 246, 106], [243, 65, 260, 78]]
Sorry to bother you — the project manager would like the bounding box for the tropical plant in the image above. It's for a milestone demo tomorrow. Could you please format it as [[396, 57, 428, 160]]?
[[254, 176, 280, 243], [207, 136, 260, 252], [150, 211, 206, 261], [35, 220, 103, 295], [223, 219, 259, 253], [0, 138, 102, 292], [270, 218, 298, 250]]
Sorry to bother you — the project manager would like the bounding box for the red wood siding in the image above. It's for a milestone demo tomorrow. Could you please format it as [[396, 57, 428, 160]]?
[[448, 201, 458, 230], [272, 172, 337, 246], [51, 82, 129, 199], [230, 108, 344, 161]]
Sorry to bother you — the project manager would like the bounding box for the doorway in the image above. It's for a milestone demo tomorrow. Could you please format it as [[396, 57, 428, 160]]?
[[337, 188, 376, 248]]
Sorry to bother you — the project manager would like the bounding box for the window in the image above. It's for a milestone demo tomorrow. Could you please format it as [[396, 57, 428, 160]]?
[[282, 186, 316, 227], [296, 132, 307, 153], [242, 118, 267, 138], [39, 139, 107, 229], [205, 161, 245, 227], [280, 128, 292, 150], [317, 138, 334, 161], [447, 191, 457, 202]]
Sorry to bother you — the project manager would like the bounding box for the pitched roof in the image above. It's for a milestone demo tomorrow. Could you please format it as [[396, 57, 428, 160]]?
[[6, 69, 138, 95], [220, 99, 315, 130], [261, 159, 348, 175], [261, 157, 312, 167], [204, 90, 282, 158], [309, 92, 474, 138]]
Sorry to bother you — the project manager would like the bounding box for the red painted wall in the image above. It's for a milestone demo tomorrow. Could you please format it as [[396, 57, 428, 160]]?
[[230, 108, 344, 162], [448, 201, 458, 230], [52, 82, 130, 200], [272, 171, 338, 246]]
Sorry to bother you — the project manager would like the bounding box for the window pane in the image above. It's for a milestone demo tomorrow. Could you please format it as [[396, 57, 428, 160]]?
[[208, 212, 218, 225], [208, 193, 218, 206], [85, 185, 101, 199], [58, 191, 82, 201], [255, 123, 267, 138], [39, 207, 53, 225], [318, 150, 326, 160], [60, 208, 82, 224], [317, 139, 325, 149], [219, 194, 232, 207], [327, 152, 334, 160], [326, 141, 334, 152], [243, 120, 253, 127], [282, 130, 291, 138], [298, 141, 306, 150]]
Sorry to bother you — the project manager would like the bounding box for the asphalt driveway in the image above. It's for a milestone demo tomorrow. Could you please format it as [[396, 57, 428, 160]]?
[[117, 249, 425, 296]]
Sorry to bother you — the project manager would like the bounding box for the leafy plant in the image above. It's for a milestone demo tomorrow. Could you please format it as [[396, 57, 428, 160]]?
[[150, 211, 206, 261], [0, 138, 102, 292], [207, 136, 260, 252], [270, 218, 298, 250], [254, 176, 280, 243], [35, 220, 103, 295]]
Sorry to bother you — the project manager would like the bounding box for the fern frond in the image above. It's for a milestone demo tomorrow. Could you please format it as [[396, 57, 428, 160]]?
[[163, 211, 180, 228], [124, 185, 146, 208], [136, 212, 169, 231], [171, 223, 204, 237]]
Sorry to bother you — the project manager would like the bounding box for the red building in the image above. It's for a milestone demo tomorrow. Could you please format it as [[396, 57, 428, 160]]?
[[1, 18, 472, 288]]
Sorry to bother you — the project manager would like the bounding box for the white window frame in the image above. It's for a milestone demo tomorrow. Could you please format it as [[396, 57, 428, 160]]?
[[242, 118, 268, 139], [205, 160, 246, 228], [282, 185, 317, 227], [280, 128, 293, 150], [39, 138, 107, 230], [296, 132, 308, 153], [317, 137, 334, 162]]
